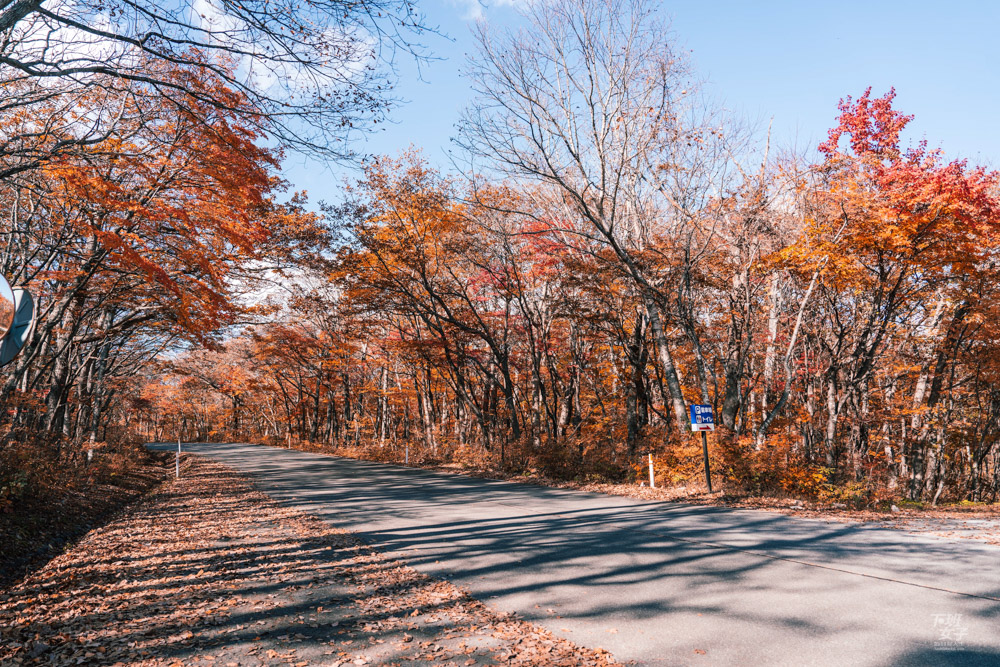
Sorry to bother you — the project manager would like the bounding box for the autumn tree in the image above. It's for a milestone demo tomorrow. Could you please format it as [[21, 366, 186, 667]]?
[[765, 89, 1000, 496], [136, 90, 1000, 506], [0, 0, 430, 180], [0, 69, 325, 451], [457, 0, 752, 435]]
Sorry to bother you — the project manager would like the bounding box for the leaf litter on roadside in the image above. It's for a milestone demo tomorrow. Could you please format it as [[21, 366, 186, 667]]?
[[0, 455, 622, 666]]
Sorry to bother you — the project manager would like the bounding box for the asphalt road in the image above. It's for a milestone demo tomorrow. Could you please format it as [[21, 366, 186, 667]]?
[[149, 442, 1000, 666]]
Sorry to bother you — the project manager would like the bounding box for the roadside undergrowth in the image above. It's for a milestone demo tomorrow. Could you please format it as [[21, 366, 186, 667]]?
[[0, 437, 167, 588]]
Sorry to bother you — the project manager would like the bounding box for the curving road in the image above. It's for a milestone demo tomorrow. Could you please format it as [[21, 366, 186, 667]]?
[[148, 442, 1000, 666]]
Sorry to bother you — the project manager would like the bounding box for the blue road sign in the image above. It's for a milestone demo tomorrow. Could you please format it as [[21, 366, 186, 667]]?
[[690, 404, 715, 432]]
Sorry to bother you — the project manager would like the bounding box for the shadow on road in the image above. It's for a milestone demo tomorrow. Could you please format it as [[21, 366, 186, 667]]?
[[143, 442, 1000, 666]]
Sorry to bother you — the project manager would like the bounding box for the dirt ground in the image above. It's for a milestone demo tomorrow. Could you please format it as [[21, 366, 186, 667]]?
[[0, 455, 619, 666]]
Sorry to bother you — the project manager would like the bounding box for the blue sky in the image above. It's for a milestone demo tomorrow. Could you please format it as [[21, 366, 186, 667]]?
[[281, 0, 1000, 206]]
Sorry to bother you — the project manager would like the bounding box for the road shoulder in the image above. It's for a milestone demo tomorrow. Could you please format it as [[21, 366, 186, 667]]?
[[0, 454, 620, 666]]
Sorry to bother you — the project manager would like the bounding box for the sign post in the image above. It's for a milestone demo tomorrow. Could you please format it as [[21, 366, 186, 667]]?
[[176, 434, 181, 479], [689, 404, 714, 493]]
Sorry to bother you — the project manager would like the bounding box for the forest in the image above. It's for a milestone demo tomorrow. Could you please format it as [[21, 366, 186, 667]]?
[[2, 0, 999, 512]]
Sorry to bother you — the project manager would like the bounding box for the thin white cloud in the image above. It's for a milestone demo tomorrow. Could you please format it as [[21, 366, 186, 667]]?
[[447, 0, 532, 23]]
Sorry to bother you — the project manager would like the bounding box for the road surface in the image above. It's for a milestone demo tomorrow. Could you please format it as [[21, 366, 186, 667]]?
[[149, 442, 1000, 666]]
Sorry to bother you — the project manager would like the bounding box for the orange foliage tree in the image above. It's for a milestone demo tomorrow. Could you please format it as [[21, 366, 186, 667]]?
[[146, 94, 1000, 506], [0, 68, 324, 460]]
